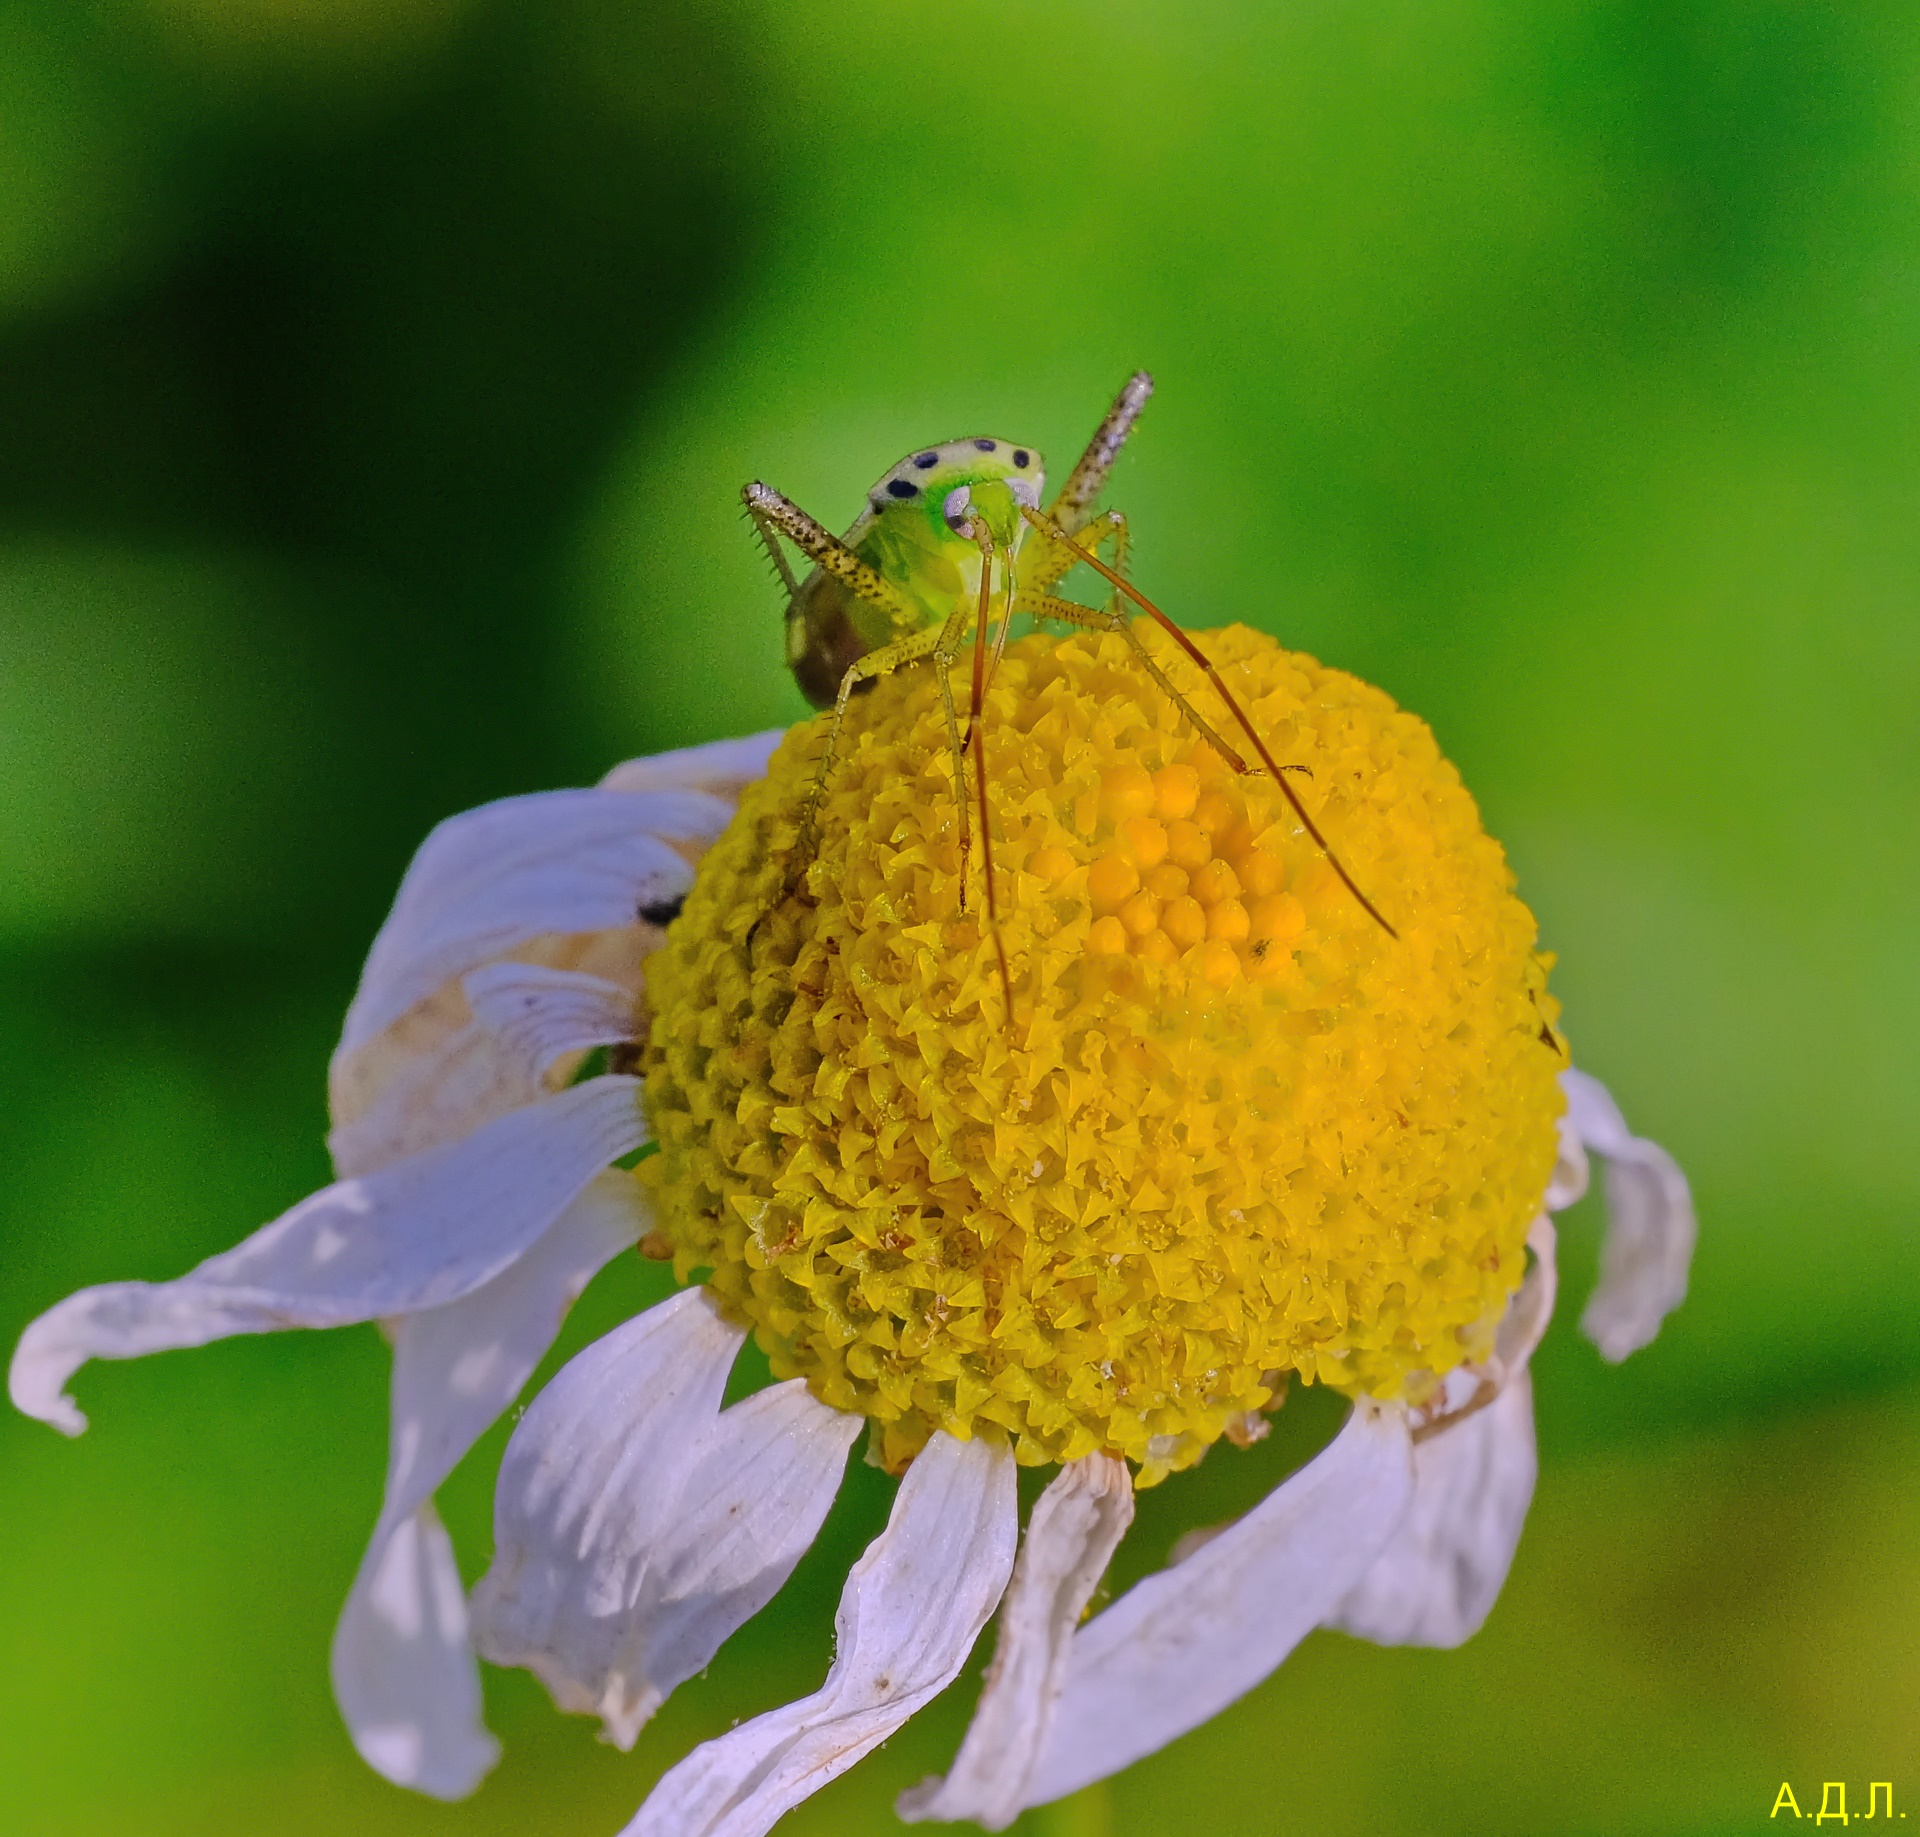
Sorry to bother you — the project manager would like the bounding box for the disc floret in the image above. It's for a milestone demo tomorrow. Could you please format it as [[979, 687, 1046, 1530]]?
[[641, 625, 1563, 1482]]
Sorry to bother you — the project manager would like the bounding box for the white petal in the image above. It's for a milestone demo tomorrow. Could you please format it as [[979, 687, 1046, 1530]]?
[[331, 1172, 645, 1795], [330, 1502, 498, 1798], [470, 1291, 747, 1721], [462, 962, 636, 1082], [1544, 1110, 1590, 1212], [1561, 1066, 1696, 1360], [596, 1380, 862, 1746], [898, 1453, 1133, 1830], [597, 730, 783, 797], [9, 1075, 642, 1435], [475, 1354, 858, 1750], [1021, 1405, 1413, 1809], [337, 784, 739, 1060], [1329, 1374, 1538, 1649], [626, 1431, 1019, 1837]]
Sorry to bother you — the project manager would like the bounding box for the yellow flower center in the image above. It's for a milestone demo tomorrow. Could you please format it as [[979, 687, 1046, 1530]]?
[[640, 625, 1563, 1482]]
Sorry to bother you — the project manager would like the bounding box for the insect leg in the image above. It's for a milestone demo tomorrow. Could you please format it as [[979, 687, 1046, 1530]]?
[[796, 621, 952, 875], [1019, 372, 1154, 596], [946, 524, 1013, 1022], [741, 481, 921, 628], [1013, 590, 1251, 776], [742, 493, 802, 600], [1020, 506, 1399, 939]]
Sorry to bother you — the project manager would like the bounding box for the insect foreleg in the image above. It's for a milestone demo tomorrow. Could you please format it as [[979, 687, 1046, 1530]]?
[[742, 495, 802, 600], [742, 481, 921, 628], [796, 622, 954, 878]]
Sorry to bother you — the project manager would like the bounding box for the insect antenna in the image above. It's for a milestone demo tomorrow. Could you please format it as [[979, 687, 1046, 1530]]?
[[1021, 506, 1399, 941]]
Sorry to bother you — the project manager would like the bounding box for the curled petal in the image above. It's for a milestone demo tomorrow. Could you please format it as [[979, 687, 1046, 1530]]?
[[461, 962, 636, 1082], [338, 787, 738, 1063], [10, 1076, 642, 1435], [1022, 1405, 1413, 1810], [899, 1453, 1133, 1830], [1330, 1374, 1538, 1649], [626, 1431, 1019, 1837], [332, 1172, 646, 1795], [1561, 1067, 1696, 1360]]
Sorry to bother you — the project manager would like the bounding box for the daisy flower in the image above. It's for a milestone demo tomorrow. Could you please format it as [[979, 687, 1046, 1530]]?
[[10, 623, 1693, 1835]]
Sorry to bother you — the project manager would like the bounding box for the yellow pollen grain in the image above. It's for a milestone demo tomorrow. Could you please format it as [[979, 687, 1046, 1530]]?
[[1120, 816, 1170, 870], [1153, 762, 1200, 820], [640, 622, 1565, 1482], [1162, 895, 1207, 949], [1119, 890, 1161, 938], [1192, 858, 1240, 906], [1088, 854, 1140, 912], [1166, 819, 1211, 871]]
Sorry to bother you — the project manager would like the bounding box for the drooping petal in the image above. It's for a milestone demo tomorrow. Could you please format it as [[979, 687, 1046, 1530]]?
[[625, 1431, 1019, 1837], [1020, 1405, 1413, 1811], [590, 1380, 862, 1747], [338, 787, 737, 1062], [330, 1172, 646, 1795], [469, 1291, 747, 1720], [329, 1501, 498, 1798], [461, 962, 636, 1083], [1561, 1066, 1696, 1360], [898, 1453, 1133, 1831], [10, 1076, 642, 1435], [474, 1343, 858, 1749], [1329, 1374, 1538, 1649], [597, 730, 784, 798]]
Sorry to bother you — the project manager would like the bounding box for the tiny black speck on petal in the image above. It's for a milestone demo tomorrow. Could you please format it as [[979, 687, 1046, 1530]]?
[[1013, 449, 1031, 468], [887, 478, 918, 499], [974, 438, 996, 451], [914, 452, 938, 469]]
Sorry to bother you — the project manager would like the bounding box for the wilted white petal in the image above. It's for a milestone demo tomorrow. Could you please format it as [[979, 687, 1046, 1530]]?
[[470, 1290, 747, 1719], [1330, 1374, 1538, 1649], [1544, 1109, 1590, 1211], [598, 730, 783, 797], [1561, 1066, 1696, 1360], [330, 1171, 645, 1796], [328, 1010, 543, 1180], [339, 786, 739, 1059], [899, 1452, 1133, 1830], [462, 962, 636, 1082], [584, 1381, 863, 1747], [626, 1431, 1019, 1837], [330, 1501, 498, 1797], [10, 1075, 642, 1435], [1022, 1405, 1412, 1810]]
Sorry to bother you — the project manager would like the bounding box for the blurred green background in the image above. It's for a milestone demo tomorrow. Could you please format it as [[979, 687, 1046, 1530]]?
[[3, 2, 1916, 1833]]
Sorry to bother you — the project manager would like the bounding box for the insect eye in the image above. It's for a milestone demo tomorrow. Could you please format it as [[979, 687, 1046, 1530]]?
[[943, 485, 972, 530]]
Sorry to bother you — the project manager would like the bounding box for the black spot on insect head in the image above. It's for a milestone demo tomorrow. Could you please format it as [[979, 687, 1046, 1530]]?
[[914, 452, 939, 469], [1013, 449, 1031, 467], [886, 478, 918, 499], [974, 438, 996, 451], [640, 896, 685, 926]]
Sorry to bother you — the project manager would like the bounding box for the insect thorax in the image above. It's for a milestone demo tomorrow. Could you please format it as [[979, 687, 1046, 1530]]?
[[786, 437, 1047, 707]]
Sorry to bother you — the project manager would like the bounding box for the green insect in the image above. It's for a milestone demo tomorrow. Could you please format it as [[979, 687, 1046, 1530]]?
[[742, 372, 1394, 986]]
